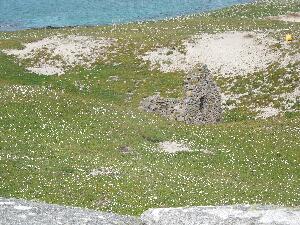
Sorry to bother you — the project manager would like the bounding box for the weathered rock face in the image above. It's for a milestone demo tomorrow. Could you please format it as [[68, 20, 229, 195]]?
[[183, 65, 222, 124], [140, 64, 222, 124], [1, 198, 300, 225], [0, 197, 141, 225], [141, 205, 300, 225], [140, 94, 181, 118]]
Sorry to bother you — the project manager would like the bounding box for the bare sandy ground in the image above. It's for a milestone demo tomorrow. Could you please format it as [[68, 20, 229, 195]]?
[[142, 30, 299, 119], [3, 35, 115, 75], [255, 106, 280, 119], [142, 31, 298, 77], [267, 12, 300, 23], [158, 141, 192, 154]]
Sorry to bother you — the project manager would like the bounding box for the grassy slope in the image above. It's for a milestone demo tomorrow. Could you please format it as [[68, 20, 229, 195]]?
[[0, 0, 299, 215]]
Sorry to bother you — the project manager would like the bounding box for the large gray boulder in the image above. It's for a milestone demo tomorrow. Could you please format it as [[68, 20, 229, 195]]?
[[0, 197, 142, 225], [2, 197, 299, 225], [141, 205, 300, 225]]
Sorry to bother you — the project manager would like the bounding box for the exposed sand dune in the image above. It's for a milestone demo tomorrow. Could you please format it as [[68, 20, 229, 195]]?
[[3, 35, 115, 75], [142, 31, 298, 77], [267, 12, 300, 23]]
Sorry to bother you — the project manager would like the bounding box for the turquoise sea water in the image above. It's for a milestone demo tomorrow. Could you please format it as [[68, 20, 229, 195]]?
[[0, 0, 251, 31]]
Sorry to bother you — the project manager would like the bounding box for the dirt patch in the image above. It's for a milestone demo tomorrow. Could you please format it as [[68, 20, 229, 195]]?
[[267, 12, 300, 23], [3, 35, 115, 75], [255, 106, 280, 119], [279, 86, 300, 111], [142, 31, 291, 77], [158, 141, 192, 154]]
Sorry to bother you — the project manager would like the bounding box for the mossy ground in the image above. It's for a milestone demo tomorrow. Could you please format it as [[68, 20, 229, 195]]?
[[0, 0, 299, 215]]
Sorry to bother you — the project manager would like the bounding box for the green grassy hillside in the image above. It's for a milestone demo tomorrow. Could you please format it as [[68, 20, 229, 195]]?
[[0, 0, 299, 215]]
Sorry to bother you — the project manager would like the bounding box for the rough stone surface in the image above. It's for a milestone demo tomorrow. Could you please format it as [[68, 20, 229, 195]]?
[[140, 64, 222, 124], [0, 197, 141, 225], [141, 205, 300, 225], [1, 198, 300, 225], [140, 94, 181, 118]]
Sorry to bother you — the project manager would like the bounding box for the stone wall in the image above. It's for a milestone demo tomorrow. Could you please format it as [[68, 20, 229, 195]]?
[[140, 64, 222, 125]]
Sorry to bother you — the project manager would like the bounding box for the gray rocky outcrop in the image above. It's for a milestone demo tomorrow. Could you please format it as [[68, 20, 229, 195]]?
[[1, 197, 299, 225], [140, 64, 222, 124], [0, 197, 141, 225], [141, 205, 300, 225]]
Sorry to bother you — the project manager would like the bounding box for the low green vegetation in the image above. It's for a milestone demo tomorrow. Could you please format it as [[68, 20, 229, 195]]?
[[0, 0, 299, 215]]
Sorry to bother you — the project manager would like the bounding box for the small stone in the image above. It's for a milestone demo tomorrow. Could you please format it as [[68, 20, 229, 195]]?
[[107, 76, 119, 82], [118, 146, 133, 154]]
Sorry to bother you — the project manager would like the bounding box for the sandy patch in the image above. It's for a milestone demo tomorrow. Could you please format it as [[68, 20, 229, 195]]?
[[279, 86, 300, 111], [142, 31, 290, 77], [89, 167, 120, 177], [267, 12, 300, 23], [281, 52, 300, 67], [158, 141, 192, 154], [221, 93, 248, 110], [255, 106, 280, 119], [3, 35, 115, 75], [27, 65, 65, 76]]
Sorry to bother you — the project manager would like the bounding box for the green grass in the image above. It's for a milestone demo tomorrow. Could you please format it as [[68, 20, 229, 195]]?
[[0, 0, 299, 216]]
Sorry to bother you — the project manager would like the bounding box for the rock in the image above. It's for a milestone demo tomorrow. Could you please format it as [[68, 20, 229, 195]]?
[[140, 64, 222, 125], [107, 76, 119, 82], [141, 205, 300, 225], [0, 197, 142, 225], [118, 146, 134, 154], [1, 198, 300, 225], [125, 92, 134, 102]]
